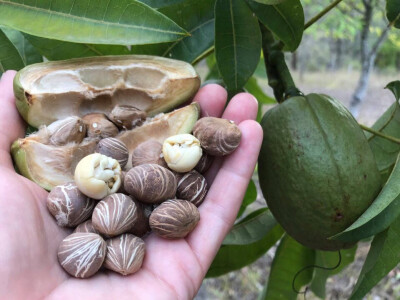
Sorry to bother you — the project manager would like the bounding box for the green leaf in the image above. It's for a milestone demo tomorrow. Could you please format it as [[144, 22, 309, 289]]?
[[254, 57, 267, 78], [262, 235, 316, 300], [386, 0, 400, 29], [206, 223, 284, 277], [0, 0, 187, 45], [205, 64, 221, 81], [138, 0, 187, 9], [368, 104, 400, 174], [244, 76, 275, 122], [332, 153, 400, 243], [24, 34, 130, 61], [386, 81, 400, 101], [310, 246, 357, 299], [215, 0, 262, 92], [245, 0, 304, 51], [0, 29, 24, 74], [252, 0, 285, 4], [204, 53, 223, 82], [227, 208, 277, 245], [237, 179, 257, 218], [244, 76, 276, 104], [366, 83, 400, 176], [349, 216, 400, 299], [257, 104, 263, 123], [131, 0, 216, 64], [1, 27, 42, 65], [206, 53, 216, 68]]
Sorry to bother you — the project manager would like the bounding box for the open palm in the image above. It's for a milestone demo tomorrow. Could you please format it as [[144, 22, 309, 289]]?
[[0, 70, 262, 300]]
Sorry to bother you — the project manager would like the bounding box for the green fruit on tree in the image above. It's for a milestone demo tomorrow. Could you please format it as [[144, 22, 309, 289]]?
[[258, 93, 382, 251], [11, 55, 200, 190]]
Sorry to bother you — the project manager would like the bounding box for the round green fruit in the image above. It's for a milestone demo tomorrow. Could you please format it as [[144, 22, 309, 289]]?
[[258, 93, 382, 251]]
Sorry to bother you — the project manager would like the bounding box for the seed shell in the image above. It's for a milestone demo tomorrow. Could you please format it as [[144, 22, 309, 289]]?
[[193, 117, 241, 156], [96, 138, 129, 169], [57, 232, 106, 278], [47, 182, 95, 227], [92, 193, 138, 237], [73, 220, 99, 234], [177, 170, 208, 207], [124, 164, 177, 204], [104, 234, 145, 276], [149, 199, 200, 239]]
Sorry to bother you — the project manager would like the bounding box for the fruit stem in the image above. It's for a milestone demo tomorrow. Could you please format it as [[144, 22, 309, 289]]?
[[359, 124, 400, 144], [260, 23, 301, 103], [304, 0, 344, 30]]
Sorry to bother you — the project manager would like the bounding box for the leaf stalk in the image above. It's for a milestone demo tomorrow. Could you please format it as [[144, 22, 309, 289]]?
[[359, 124, 400, 145]]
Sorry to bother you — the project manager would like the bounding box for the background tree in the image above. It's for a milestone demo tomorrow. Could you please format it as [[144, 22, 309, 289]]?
[[350, 0, 390, 116]]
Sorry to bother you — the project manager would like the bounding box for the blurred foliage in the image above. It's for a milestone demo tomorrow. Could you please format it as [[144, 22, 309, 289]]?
[[295, 0, 392, 72]]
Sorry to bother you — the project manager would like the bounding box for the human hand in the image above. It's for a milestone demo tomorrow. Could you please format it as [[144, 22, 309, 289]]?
[[0, 70, 262, 300]]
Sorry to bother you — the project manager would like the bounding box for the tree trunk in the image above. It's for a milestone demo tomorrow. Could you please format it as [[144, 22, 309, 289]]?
[[350, 54, 376, 115], [350, 0, 389, 117], [335, 38, 343, 70]]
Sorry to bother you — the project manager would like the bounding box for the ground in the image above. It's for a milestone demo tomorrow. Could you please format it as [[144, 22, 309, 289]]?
[[195, 70, 400, 300]]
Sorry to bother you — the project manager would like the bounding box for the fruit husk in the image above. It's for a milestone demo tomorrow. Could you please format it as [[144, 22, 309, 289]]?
[[14, 55, 200, 128], [258, 94, 382, 251], [12, 103, 200, 190]]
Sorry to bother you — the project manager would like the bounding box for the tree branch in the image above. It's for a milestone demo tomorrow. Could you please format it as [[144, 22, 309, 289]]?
[[367, 25, 390, 59], [260, 23, 299, 102], [366, 10, 400, 59], [304, 0, 344, 30], [342, 2, 363, 15]]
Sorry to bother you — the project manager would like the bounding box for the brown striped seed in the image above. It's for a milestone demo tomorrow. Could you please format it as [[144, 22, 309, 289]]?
[[92, 193, 138, 237], [83, 113, 119, 139], [193, 117, 241, 156], [124, 164, 177, 204], [149, 199, 200, 239], [96, 138, 129, 169], [74, 153, 121, 200], [104, 234, 145, 276], [109, 105, 147, 130], [129, 200, 151, 237], [162, 134, 202, 173], [131, 140, 167, 168], [195, 153, 213, 174], [177, 171, 208, 207], [47, 116, 87, 146], [118, 171, 127, 194], [73, 220, 99, 234], [47, 182, 95, 227], [57, 232, 106, 278]]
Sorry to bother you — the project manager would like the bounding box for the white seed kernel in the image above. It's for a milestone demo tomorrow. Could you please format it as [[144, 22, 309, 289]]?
[[162, 134, 202, 173]]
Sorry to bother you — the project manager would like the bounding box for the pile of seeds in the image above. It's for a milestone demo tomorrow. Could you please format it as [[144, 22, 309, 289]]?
[[47, 116, 241, 278]]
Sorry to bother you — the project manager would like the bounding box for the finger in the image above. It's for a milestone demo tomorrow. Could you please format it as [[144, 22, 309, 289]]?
[[204, 93, 258, 184], [0, 71, 26, 169], [221, 92, 258, 123], [186, 120, 263, 271], [193, 84, 227, 118]]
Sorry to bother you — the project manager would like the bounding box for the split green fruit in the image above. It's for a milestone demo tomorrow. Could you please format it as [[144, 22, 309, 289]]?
[[11, 55, 201, 190], [258, 94, 382, 251]]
